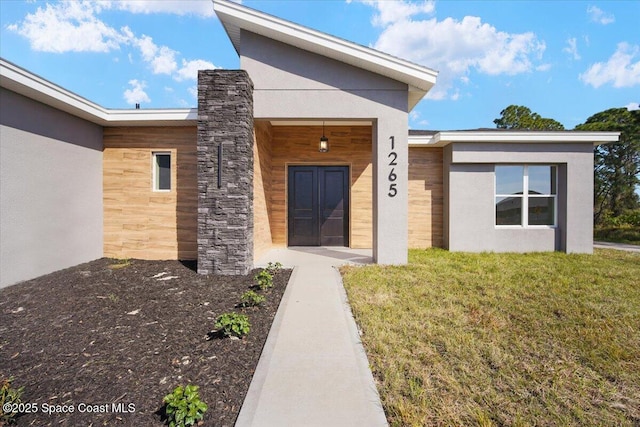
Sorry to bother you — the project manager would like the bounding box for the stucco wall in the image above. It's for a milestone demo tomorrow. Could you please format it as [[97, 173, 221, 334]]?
[[240, 31, 409, 264], [0, 88, 103, 287], [444, 142, 594, 253]]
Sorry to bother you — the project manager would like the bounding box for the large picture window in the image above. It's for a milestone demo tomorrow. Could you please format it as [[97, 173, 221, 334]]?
[[153, 152, 171, 191], [495, 165, 556, 226]]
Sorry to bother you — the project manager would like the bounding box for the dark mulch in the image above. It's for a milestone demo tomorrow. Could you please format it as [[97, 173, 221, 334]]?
[[0, 258, 290, 426]]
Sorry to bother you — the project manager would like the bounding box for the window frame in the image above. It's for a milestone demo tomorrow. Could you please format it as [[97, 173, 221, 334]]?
[[495, 164, 557, 228], [152, 151, 172, 192]]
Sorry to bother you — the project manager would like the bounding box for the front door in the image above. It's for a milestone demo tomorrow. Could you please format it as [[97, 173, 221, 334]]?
[[288, 166, 349, 246]]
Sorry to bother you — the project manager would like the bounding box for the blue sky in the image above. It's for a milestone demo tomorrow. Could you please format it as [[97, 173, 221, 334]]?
[[1, 0, 638, 131]]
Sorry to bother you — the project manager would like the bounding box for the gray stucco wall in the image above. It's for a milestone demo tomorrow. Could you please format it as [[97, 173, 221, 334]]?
[[0, 88, 103, 287], [444, 142, 594, 254], [240, 31, 409, 264]]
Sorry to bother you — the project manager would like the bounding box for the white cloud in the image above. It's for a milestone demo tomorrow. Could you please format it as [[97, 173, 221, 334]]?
[[563, 37, 580, 60], [175, 59, 217, 81], [626, 102, 639, 111], [536, 63, 552, 72], [370, 12, 545, 99], [409, 110, 430, 127], [587, 5, 615, 25], [351, 0, 546, 99], [133, 35, 178, 75], [9, 1, 214, 80], [7, 1, 128, 53], [580, 42, 640, 88], [123, 79, 150, 105], [113, 0, 216, 17], [353, 0, 435, 27]]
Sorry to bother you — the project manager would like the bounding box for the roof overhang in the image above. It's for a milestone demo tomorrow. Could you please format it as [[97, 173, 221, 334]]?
[[409, 130, 621, 147], [213, 0, 438, 111], [1, 59, 196, 127]]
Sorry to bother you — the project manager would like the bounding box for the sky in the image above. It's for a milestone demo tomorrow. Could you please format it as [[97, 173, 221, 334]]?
[[1, 0, 638, 131]]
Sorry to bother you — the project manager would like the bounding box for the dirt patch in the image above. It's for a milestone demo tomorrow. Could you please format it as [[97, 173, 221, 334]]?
[[0, 258, 290, 426]]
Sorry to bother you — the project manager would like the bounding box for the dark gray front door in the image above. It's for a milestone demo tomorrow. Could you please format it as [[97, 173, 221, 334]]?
[[288, 166, 349, 246]]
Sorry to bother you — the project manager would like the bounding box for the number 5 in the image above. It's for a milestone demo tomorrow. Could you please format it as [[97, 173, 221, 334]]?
[[388, 183, 397, 197]]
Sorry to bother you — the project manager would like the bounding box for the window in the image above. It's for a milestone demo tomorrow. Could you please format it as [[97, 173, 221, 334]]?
[[495, 165, 556, 226], [153, 152, 171, 191]]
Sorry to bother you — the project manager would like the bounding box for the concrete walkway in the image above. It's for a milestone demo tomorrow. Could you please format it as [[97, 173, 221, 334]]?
[[594, 241, 640, 253], [235, 247, 388, 427]]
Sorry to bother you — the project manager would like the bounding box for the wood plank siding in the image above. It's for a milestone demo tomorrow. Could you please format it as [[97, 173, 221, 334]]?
[[102, 124, 442, 262], [408, 147, 444, 248], [253, 121, 274, 260], [254, 124, 373, 250], [103, 127, 197, 260]]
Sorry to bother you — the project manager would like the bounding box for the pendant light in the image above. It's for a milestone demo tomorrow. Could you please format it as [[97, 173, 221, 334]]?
[[319, 121, 329, 153]]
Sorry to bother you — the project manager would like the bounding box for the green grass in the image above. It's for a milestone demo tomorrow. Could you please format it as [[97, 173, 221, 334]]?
[[341, 249, 640, 427], [594, 226, 640, 245]]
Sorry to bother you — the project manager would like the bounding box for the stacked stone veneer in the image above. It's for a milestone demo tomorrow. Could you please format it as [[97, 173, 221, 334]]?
[[197, 70, 254, 275]]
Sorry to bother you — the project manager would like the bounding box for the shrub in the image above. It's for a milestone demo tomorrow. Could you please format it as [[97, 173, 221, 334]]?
[[1, 376, 24, 425], [239, 290, 265, 307], [266, 261, 283, 276], [620, 209, 640, 227], [214, 313, 250, 338], [163, 384, 207, 427], [255, 270, 273, 290]]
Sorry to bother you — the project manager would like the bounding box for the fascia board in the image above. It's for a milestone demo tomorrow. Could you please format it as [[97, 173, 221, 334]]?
[[436, 131, 620, 145], [408, 131, 621, 147], [2, 58, 109, 123], [1, 59, 196, 126], [213, 0, 437, 93]]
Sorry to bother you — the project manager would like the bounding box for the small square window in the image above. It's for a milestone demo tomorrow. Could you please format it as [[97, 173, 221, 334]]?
[[153, 152, 171, 191]]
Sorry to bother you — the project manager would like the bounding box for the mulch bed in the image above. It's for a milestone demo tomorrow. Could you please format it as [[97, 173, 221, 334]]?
[[0, 258, 290, 426]]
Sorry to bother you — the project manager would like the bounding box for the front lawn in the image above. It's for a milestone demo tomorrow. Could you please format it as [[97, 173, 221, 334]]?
[[341, 249, 640, 427]]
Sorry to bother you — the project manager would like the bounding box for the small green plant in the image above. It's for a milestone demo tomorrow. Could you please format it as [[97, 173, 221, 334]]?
[[255, 269, 273, 290], [214, 313, 250, 338], [266, 261, 283, 276], [163, 384, 207, 427], [1, 376, 24, 425], [109, 258, 131, 269], [239, 290, 265, 307]]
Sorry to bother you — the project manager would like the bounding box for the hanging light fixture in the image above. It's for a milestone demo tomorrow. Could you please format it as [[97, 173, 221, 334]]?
[[319, 121, 329, 153]]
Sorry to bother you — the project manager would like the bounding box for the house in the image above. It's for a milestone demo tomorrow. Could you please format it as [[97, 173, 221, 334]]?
[[0, 0, 619, 287]]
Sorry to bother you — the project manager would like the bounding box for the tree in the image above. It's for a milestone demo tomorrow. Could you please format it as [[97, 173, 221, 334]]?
[[575, 108, 640, 223], [494, 105, 565, 130]]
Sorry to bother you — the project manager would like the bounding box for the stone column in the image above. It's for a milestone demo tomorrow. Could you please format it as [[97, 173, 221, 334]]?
[[197, 70, 254, 275]]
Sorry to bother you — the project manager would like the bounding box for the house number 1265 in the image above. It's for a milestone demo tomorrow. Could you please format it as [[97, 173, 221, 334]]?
[[388, 136, 397, 197]]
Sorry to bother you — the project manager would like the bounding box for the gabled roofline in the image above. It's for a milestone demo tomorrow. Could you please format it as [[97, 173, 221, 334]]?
[[213, 0, 438, 110], [409, 130, 620, 147], [1, 58, 196, 126]]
